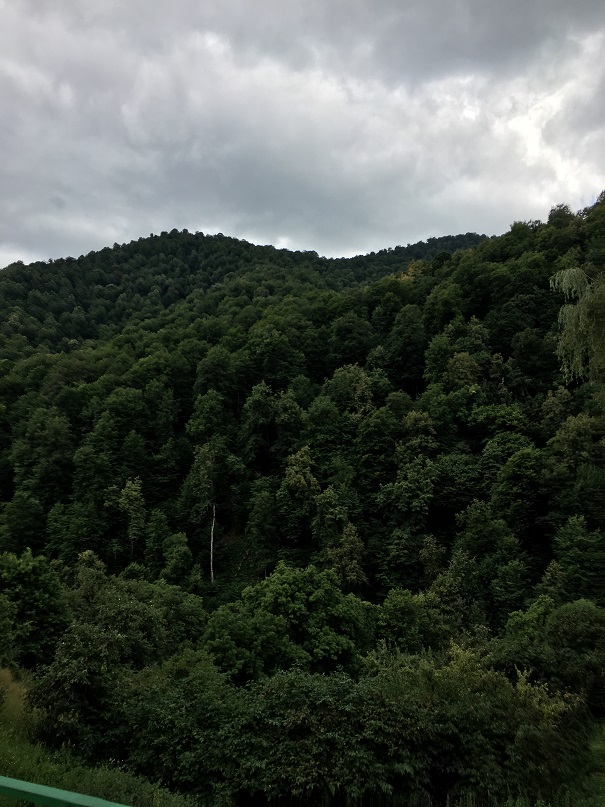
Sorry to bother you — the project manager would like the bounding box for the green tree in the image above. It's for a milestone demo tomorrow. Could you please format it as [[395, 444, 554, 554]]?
[[186, 389, 232, 446], [383, 304, 426, 392], [161, 532, 194, 586], [550, 259, 605, 380], [144, 508, 171, 577], [9, 406, 74, 508], [204, 563, 371, 682], [276, 446, 321, 550], [0, 593, 15, 666], [239, 381, 277, 467], [327, 521, 368, 592], [179, 438, 245, 582], [311, 484, 349, 548], [553, 515, 605, 604], [329, 311, 375, 367], [0, 549, 69, 668], [29, 551, 207, 756], [323, 364, 374, 421], [46, 500, 105, 563], [377, 587, 448, 652], [496, 595, 605, 713], [378, 454, 436, 534], [423, 281, 464, 336], [117, 477, 146, 560], [490, 446, 544, 547], [117, 651, 232, 798], [223, 668, 422, 805], [0, 490, 46, 553], [362, 645, 588, 807]]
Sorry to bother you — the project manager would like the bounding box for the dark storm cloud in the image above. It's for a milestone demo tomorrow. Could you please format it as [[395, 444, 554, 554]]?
[[45, 0, 603, 81], [1, 0, 604, 267]]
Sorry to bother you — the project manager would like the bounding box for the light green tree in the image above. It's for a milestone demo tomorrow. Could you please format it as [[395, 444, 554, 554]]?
[[118, 477, 146, 559], [550, 261, 605, 380]]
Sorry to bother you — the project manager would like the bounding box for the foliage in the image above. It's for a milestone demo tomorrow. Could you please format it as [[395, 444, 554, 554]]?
[[0, 669, 193, 807], [0, 549, 68, 668], [550, 265, 605, 381], [0, 198, 603, 804], [203, 563, 371, 682]]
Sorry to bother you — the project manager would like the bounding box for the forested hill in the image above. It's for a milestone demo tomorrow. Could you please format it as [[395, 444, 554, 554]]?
[[0, 230, 484, 354], [1, 199, 605, 806]]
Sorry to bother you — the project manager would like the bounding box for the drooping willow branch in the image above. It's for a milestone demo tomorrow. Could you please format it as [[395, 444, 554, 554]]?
[[550, 264, 605, 382]]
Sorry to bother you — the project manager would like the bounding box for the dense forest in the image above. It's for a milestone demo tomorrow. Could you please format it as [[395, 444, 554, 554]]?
[[1, 196, 605, 807]]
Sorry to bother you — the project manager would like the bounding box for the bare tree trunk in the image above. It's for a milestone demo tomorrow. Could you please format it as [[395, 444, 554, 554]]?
[[210, 503, 216, 585]]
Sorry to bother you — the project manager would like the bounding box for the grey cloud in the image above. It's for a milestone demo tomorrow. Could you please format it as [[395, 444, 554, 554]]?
[[545, 50, 605, 139], [1, 0, 604, 266], [14, 0, 605, 83]]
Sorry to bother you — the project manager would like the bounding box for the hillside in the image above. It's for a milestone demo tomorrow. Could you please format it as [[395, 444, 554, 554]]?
[[0, 200, 605, 806]]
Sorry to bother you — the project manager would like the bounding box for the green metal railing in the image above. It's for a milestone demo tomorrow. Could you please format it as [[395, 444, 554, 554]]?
[[0, 777, 130, 807]]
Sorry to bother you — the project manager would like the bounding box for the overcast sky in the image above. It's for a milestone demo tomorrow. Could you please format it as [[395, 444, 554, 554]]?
[[1, 0, 604, 268]]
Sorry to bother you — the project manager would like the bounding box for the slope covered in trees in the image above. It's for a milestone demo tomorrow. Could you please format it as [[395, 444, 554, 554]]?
[[1, 199, 605, 806]]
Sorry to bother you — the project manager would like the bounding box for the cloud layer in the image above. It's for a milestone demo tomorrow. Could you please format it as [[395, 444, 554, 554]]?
[[1, 0, 604, 266]]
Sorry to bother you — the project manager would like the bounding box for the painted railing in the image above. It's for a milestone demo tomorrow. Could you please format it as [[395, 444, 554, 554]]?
[[0, 776, 130, 807]]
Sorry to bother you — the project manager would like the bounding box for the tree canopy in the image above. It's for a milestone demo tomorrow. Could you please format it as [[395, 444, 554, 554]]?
[[1, 198, 605, 806]]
